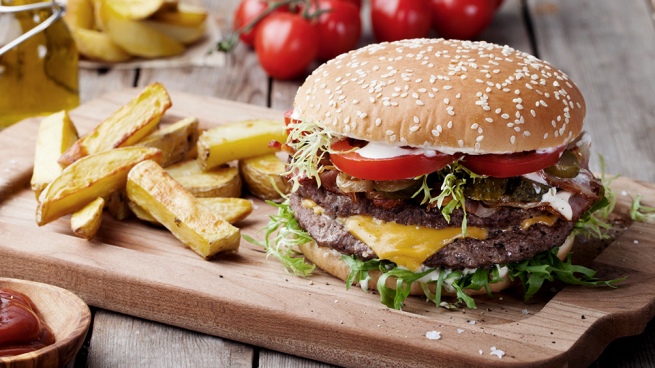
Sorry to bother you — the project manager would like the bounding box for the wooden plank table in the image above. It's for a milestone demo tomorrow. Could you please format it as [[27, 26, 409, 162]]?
[[4, 0, 654, 366]]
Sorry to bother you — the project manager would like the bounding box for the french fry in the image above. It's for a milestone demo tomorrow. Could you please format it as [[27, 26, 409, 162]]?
[[126, 160, 240, 259], [104, 0, 166, 20], [197, 119, 287, 171], [64, 0, 95, 29], [37, 146, 162, 226], [152, 2, 208, 27], [165, 160, 242, 198], [142, 20, 206, 45], [137, 117, 199, 166], [72, 28, 132, 63], [199, 197, 253, 224], [59, 82, 171, 167], [71, 197, 105, 240], [127, 200, 159, 225], [130, 197, 253, 225], [239, 153, 290, 201], [105, 189, 132, 220], [31, 111, 79, 199], [101, 3, 185, 58]]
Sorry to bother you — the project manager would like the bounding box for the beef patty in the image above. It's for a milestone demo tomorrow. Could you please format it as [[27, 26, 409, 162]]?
[[290, 182, 574, 269]]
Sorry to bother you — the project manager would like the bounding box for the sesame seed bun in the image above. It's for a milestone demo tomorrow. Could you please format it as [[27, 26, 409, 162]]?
[[293, 39, 586, 154], [298, 235, 574, 300], [298, 240, 514, 297]]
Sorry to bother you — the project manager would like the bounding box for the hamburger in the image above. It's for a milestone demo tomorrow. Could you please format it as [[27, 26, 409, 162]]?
[[264, 38, 619, 309]]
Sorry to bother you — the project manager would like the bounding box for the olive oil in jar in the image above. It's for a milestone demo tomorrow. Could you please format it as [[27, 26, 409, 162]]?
[[0, 0, 79, 129]]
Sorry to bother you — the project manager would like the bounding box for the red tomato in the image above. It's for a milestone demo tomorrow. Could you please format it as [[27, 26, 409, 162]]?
[[429, 0, 496, 40], [461, 147, 565, 178], [330, 140, 457, 180], [311, 0, 362, 61], [233, 0, 269, 47], [339, 0, 362, 10], [255, 12, 320, 80], [370, 0, 432, 43]]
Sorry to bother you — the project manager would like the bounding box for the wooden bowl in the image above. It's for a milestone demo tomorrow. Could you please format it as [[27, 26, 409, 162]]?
[[0, 278, 91, 368]]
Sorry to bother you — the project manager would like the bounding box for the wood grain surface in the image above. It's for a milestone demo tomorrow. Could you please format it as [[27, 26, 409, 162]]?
[[1, 89, 654, 367], [3, 0, 654, 366]]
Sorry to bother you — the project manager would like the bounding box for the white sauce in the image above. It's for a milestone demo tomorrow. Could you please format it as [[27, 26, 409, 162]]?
[[355, 141, 439, 159], [541, 188, 574, 220], [522, 171, 548, 185]]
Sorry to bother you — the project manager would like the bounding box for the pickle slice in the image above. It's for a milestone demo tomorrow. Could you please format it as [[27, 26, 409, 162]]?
[[544, 150, 580, 178]]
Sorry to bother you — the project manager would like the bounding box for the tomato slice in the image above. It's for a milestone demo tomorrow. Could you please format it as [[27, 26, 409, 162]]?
[[461, 147, 565, 178], [330, 140, 456, 181]]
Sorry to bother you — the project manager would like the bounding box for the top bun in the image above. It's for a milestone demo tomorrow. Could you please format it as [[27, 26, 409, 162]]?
[[293, 39, 586, 154]]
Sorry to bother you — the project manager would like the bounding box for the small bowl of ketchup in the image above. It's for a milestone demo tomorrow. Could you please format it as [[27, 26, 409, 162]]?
[[0, 278, 90, 368]]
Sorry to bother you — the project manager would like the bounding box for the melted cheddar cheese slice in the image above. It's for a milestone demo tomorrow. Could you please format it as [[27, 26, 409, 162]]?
[[342, 215, 487, 272], [520, 215, 558, 230]]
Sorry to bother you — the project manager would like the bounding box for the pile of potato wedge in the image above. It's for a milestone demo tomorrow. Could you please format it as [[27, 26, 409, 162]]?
[[64, 0, 209, 61], [31, 82, 289, 259]]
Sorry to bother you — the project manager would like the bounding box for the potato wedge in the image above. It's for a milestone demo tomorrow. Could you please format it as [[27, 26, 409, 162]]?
[[31, 111, 79, 199], [93, 0, 106, 31], [141, 20, 206, 45], [37, 146, 162, 226], [64, 0, 95, 29], [105, 189, 132, 220], [59, 82, 171, 167], [137, 117, 199, 167], [197, 119, 287, 171], [239, 153, 290, 201], [105, 0, 166, 20], [71, 197, 105, 240], [152, 2, 207, 27], [165, 159, 241, 198], [72, 28, 132, 63], [127, 200, 159, 225], [101, 3, 184, 58], [199, 197, 253, 224], [130, 197, 253, 225], [126, 160, 240, 259], [164, 158, 204, 176]]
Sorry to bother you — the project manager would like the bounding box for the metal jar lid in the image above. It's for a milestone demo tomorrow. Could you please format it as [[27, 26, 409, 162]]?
[[0, 0, 65, 56]]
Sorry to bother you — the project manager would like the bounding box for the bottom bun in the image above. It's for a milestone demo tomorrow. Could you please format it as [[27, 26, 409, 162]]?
[[298, 234, 576, 299], [297, 241, 512, 297]]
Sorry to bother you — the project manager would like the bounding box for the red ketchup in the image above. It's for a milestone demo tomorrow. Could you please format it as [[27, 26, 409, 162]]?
[[0, 289, 55, 357]]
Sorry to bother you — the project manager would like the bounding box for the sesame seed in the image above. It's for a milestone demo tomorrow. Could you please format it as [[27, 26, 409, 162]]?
[[410, 126, 419, 132], [375, 118, 382, 126], [416, 100, 425, 106], [485, 118, 493, 123], [413, 116, 420, 123], [510, 136, 516, 144], [447, 121, 453, 128], [471, 123, 479, 129]]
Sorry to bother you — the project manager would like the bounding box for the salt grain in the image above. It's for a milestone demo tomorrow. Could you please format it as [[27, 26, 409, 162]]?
[[490, 346, 505, 358], [425, 331, 442, 340]]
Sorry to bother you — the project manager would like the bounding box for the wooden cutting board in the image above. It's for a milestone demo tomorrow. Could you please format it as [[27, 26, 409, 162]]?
[[1, 89, 654, 368]]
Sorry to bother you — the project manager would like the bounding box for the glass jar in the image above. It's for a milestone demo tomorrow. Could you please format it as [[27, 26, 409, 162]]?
[[0, 0, 79, 129]]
